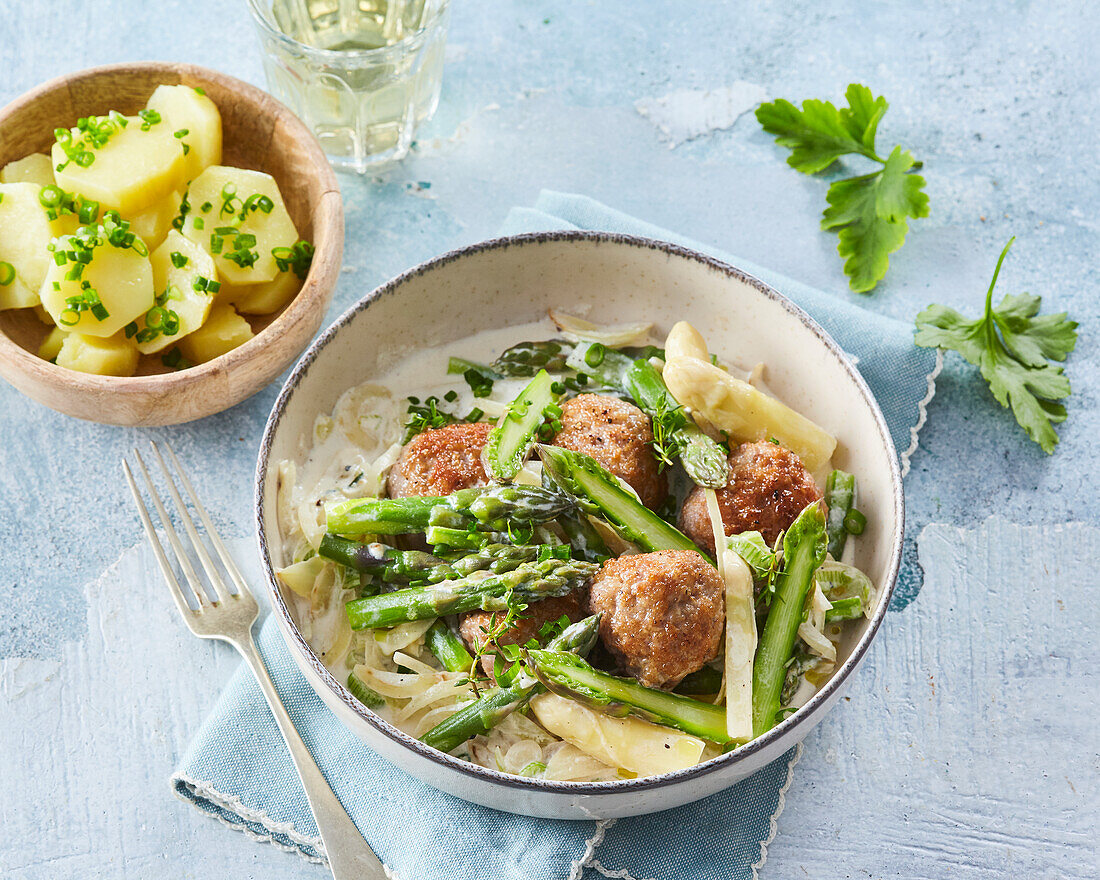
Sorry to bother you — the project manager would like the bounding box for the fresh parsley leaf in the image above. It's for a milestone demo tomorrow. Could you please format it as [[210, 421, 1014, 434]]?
[[914, 238, 1077, 454], [756, 84, 928, 293], [821, 146, 930, 292]]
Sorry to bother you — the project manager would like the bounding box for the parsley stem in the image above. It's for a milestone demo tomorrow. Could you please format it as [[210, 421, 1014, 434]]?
[[984, 237, 1015, 351]]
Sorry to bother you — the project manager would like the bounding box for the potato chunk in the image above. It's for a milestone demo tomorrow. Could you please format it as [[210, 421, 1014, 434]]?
[[133, 230, 217, 354], [223, 269, 301, 315], [145, 85, 222, 183], [1, 153, 55, 187], [0, 275, 39, 310], [128, 190, 182, 252], [52, 115, 186, 215], [55, 332, 138, 376], [0, 182, 67, 308], [40, 228, 154, 337], [38, 326, 67, 361], [178, 303, 253, 363], [181, 166, 299, 284]]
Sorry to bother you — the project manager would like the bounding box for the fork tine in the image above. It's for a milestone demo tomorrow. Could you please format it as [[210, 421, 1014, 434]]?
[[131, 448, 211, 607], [162, 440, 252, 599], [123, 458, 197, 617], [149, 441, 234, 603]]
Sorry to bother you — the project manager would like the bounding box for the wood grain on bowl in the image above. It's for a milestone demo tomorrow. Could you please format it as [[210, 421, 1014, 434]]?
[[0, 62, 342, 425]]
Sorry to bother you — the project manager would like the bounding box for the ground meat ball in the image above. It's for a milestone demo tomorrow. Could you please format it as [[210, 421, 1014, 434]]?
[[679, 441, 823, 552], [551, 394, 667, 509], [459, 592, 585, 673], [387, 422, 492, 498], [587, 550, 723, 689]]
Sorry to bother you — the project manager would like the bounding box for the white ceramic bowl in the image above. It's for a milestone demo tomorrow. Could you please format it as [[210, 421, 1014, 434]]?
[[255, 232, 904, 819]]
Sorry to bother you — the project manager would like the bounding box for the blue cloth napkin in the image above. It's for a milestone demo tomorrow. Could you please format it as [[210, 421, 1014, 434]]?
[[173, 193, 940, 880]]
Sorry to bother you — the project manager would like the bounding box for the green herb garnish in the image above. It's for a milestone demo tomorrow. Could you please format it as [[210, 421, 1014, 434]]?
[[138, 109, 162, 131], [0, 262, 14, 286], [756, 84, 929, 293], [192, 275, 220, 295], [171, 191, 191, 231], [403, 395, 458, 441], [915, 238, 1078, 453], [170, 251, 189, 269], [161, 347, 192, 369], [272, 240, 315, 280]]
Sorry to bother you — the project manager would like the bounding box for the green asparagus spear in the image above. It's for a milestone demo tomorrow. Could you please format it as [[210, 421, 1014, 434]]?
[[426, 620, 475, 672], [537, 444, 711, 562], [492, 340, 574, 376], [422, 614, 601, 753], [824, 470, 857, 558], [567, 342, 728, 488], [319, 535, 445, 579], [322, 537, 549, 591], [483, 369, 559, 481], [325, 485, 574, 536], [344, 556, 598, 630], [423, 527, 494, 550], [824, 596, 863, 620], [751, 501, 828, 737], [526, 649, 732, 744], [347, 670, 385, 709]]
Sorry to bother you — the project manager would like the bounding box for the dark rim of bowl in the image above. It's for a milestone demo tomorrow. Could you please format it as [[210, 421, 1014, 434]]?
[[255, 230, 905, 796]]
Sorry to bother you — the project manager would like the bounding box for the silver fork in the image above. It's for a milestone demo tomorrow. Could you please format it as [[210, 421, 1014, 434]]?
[[123, 441, 387, 880]]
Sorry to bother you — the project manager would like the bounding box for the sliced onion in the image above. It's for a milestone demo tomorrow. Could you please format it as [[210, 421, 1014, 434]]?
[[548, 309, 652, 348], [373, 619, 434, 655], [797, 622, 837, 662]]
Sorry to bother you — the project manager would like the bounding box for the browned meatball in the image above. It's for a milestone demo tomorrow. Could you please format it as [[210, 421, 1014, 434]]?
[[587, 550, 723, 689], [679, 441, 823, 552], [552, 394, 666, 509], [387, 422, 492, 498], [459, 592, 585, 674]]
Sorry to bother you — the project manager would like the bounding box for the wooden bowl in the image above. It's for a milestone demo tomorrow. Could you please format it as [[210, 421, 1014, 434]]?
[[0, 62, 342, 425]]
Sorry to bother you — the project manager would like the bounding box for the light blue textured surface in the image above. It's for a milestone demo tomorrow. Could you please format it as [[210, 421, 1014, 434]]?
[[1, 1, 1097, 877], [171, 195, 932, 879]]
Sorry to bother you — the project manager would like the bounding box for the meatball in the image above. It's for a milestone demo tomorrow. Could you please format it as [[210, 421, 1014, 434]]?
[[459, 592, 585, 673], [679, 441, 823, 552], [387, 422, 492, 498], [587, 550, 723, 689], [552, 394, 667, 509]]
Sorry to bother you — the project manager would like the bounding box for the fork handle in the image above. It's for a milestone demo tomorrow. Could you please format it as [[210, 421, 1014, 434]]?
[[235, 633, 389, 880]]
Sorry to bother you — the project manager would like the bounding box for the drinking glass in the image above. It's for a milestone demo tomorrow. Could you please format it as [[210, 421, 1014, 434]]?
[[246, 0, 451, 172]]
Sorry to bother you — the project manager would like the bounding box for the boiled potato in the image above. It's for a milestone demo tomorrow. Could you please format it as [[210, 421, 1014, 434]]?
[[52, 115, 186, 215], [181, 166, 299, 284], [40, 228, 154, 337], [223, 269, 301, 315], [178, 303, 253, 363], [1, 153, 54, 187], [133, 230, 217, 354], [38, 326, 67, 361], [0, 275, 38, 310], [128, 190, 182, 252], [0, 182, 67, 307], [55, 331, 138, 376], [145, 85, 222, 183]]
